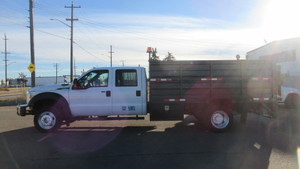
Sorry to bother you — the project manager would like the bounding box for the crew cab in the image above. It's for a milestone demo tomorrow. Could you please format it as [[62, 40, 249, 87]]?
[[17, 67, 147, 132]]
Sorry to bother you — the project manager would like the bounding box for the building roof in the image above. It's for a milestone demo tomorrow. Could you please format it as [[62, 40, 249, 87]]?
[[247, 37, 300, 54]]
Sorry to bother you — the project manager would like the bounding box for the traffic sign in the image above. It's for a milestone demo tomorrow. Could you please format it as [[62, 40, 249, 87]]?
[[28, 63, 35, 73]]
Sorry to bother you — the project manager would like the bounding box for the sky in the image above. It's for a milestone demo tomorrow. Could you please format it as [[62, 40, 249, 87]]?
[[0, 0, 300, 80]]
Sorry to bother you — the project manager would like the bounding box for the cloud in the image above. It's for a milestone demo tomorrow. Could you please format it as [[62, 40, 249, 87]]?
[[0, 12, 266, 79], [79, 13, 226, 29]]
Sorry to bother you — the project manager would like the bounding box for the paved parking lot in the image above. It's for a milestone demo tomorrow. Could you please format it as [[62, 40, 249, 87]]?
[[0, 106, 299, 169]]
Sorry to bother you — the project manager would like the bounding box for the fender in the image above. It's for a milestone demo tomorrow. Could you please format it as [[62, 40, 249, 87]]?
[[29, 92, 72, 119]]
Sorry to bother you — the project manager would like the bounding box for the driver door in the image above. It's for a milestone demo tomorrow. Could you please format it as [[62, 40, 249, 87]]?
[[69, 69, 112, 116]]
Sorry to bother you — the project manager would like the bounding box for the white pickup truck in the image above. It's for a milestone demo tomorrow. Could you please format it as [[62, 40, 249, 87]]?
[[17, 67, 147, 132], [17, 60, 279, 133]]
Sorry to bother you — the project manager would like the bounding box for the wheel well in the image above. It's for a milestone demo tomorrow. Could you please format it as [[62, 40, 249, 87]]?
[[287, 93, 299, 98], [209, 99, 234, 113], [32, 99, 56, 112], [29, 93, 71, 119], [285, 93, 300, 108], [285, 93, 299, 102], [191, 99, 233, 121]]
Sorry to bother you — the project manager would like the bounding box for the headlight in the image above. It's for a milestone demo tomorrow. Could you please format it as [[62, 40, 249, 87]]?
[[26, 90, 35, 103]]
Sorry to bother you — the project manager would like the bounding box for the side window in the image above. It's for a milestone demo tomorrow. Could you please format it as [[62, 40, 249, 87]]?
[[77, 70, 109, 88], [116, 69, 137, 87]]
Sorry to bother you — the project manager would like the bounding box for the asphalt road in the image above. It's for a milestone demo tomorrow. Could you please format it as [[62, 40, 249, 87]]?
[[0, 106, 299, 169]]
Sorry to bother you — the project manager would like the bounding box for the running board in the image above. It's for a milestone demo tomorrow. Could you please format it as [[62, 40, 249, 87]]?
[[69, 115, 145, 121]]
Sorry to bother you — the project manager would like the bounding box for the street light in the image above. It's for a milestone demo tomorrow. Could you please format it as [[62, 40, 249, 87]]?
[[8, 61, 16, 66], [50, 18, 74, 82]]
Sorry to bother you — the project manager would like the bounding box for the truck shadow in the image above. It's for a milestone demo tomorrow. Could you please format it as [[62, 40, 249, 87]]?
[[266, 106, 300, 152], [1, 111, 299, 169]]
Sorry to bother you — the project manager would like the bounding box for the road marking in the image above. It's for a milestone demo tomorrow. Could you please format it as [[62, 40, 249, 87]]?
[[38, 133, 53, 142]]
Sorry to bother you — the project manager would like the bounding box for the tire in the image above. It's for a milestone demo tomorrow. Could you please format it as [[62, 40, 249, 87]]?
[[208, 109, 233, 132], [34, 106, 62, 133], [285, 95, 293, 108], [285, 94, 300, 109]]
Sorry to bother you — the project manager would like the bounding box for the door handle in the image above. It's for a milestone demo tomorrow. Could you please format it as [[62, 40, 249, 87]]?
[[106, 91, 111, 97], [136, 90, 141, 97]]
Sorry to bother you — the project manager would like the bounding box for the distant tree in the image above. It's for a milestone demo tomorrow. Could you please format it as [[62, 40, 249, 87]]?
[[0, 79, 3, 87], [151, 48, 160, 61], [163, 52, 175, 61], [17, 73, 28, 87]]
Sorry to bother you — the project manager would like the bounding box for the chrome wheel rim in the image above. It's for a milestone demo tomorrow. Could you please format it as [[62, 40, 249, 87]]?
[[211, 110, 230, 129], [38, 111, 56, 130]]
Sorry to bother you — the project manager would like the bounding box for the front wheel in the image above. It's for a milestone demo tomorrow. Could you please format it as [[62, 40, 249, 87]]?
[[208, 110, 233, 132], [34, 106, 62, 133]]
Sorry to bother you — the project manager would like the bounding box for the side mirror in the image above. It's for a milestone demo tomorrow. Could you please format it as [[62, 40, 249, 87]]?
[[72, 79, 78, 89]]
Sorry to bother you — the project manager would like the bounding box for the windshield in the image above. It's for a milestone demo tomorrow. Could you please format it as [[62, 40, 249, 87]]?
[[77, 70, 109, 88]]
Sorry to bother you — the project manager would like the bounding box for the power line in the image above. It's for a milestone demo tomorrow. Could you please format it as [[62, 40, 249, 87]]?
[[0, 16, 69, 40], [0, 17, 112, 64], [75, 26, 109, 53], [4, 1, 254, 52], [73, 42, 108, 63], [74, 15, 259, 49], [35, 28, 69, 40], [3, 0, 258, 50], [0, 16, 27, 27], [34, 2, 69, 18], [0, 2, 258, 63], [3, 0, 28, 11]]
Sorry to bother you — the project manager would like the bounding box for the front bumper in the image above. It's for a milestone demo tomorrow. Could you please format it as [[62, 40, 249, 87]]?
[[17, 104, 30, 116]]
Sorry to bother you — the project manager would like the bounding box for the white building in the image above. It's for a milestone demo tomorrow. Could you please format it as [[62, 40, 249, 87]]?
[[247, 37, 300, 89], [247, 37, 300, 106], [26, 76, 69, 87]]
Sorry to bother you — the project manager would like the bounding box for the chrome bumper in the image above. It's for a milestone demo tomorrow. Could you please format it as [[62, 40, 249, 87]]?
[[16, 104, 29, 116]]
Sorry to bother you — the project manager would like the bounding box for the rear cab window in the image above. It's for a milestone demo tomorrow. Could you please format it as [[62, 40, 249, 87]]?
[[115, 69, 137, 87]]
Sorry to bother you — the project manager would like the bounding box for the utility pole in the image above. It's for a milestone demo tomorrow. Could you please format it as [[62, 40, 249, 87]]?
[[121, 60, 125, 67], [53, 63, 59, 84], [74, 56, 76, 77], [2, 34, 9, 88], [109, 45, 114, 67], [65, 1, 80, 82], [29, 0, 35, 87]]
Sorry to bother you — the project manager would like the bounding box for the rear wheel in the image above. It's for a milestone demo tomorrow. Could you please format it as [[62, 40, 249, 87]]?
[[208, 110, 233, 132], [285, 94, 300, 109], [34, 106, 62, 133]]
